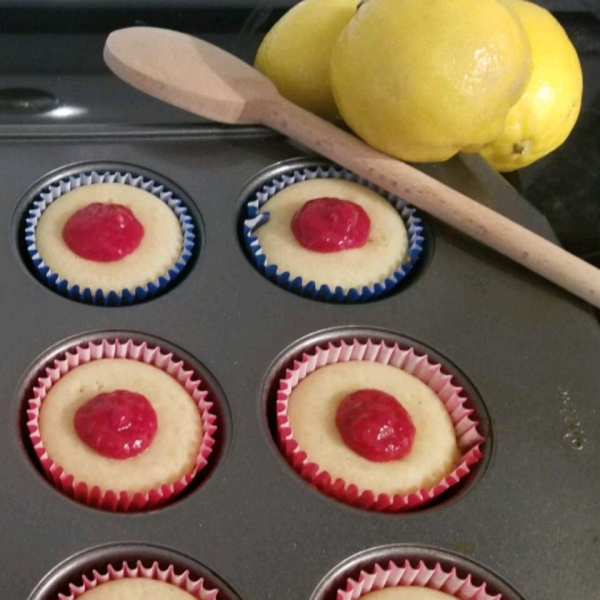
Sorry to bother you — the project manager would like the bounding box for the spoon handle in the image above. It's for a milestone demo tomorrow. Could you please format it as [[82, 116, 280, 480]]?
[[260, 96, 600, 309]]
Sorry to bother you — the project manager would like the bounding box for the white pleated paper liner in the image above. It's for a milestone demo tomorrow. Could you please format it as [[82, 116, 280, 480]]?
[[24, 169, 196, 306], [337, 559, 503, 599], [242, 166, 425, 302], [59, 560, 219, 600]]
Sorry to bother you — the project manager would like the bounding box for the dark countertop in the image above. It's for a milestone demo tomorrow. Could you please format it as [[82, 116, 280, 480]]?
[[507, 12, 600, 267]]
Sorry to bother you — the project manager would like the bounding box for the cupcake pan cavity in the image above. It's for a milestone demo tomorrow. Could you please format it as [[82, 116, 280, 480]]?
[[28, 543, 243, 600], [264, 329, 490, 512], [310, 545, 525, 600], [18, 331, 230, 513], [16, 162, 202, 306], [0, 138, 595, 600], [241, 164, 426, 303]]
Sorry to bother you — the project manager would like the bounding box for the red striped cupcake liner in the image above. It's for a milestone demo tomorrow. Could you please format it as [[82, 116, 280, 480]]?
[[27, 338, 217, 511], [59, 559, 219, 599], [337, 559, 502, 599], [276, 339, 485, 512]]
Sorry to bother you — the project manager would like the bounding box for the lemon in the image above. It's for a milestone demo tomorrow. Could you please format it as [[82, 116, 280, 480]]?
[[480, 0, 583, 172], [330, 0, 532, 163], [254, 0, 359, 120]]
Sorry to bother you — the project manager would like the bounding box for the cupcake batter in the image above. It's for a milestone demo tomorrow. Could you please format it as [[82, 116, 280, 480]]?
[[360, 588, 458, 599], [255, 179, 408, 292], [35, 183, 182, 294], [76, 578, 197, 599], [287, 361, 459, 496], [39, 359, 202, 494]]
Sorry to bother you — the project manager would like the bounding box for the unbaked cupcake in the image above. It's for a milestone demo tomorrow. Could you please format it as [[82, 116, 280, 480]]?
[[27, 338, 217, 511], [337, 559, 503, 599], [25, 169, 195, 305], [276, 339, 484, 511], [243, 166, 424, 302], [59, 560, 218, 600]]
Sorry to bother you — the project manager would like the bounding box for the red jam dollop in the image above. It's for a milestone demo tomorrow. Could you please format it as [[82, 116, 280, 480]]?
[[335, 389, 416, 462], [74, 390, 158, 459], [62, 202, 144, 262], [291, 197, 371, 252]]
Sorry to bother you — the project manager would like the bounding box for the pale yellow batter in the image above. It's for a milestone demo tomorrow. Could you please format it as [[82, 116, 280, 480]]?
[[36, 183, 182, 294], [287, 361, 459, 496], [39, 359, 203, 494], [77, 578, 197, 599], [255, 179, 408, 291], [361, 587, 457, 599]]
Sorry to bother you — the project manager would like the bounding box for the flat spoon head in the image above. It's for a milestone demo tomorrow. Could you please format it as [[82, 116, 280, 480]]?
[[104, 27, 278, 124]]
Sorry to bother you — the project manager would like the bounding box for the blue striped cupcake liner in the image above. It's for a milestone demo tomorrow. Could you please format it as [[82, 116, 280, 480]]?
[[24, 170, 196, 306], [243, 165, 425, 303]]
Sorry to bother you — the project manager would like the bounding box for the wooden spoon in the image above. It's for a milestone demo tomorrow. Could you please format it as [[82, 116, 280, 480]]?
[[104, 26, 600, 308]]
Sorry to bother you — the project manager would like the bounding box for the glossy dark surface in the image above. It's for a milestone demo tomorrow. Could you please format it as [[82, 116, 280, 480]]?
[[508, 12, 600, 267]]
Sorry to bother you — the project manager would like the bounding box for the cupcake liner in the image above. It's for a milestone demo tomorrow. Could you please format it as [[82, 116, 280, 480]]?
[[59, 559, 219, 600], [24, 170, 196, 306], [26, 338, 217, 511], [276, 339, 484, 512], [337, 559, 502, 599], [243, 166, 425, 303]]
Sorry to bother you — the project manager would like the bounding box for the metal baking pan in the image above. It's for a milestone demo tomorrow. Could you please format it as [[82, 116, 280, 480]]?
[[0, 127, 597, 600]]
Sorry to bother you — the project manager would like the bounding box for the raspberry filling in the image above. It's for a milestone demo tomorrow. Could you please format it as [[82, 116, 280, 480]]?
[[74, 390, 158, 459], [291, 197, 371, 252], [62, 202, 144, 262], [335, 389, 416, 462]]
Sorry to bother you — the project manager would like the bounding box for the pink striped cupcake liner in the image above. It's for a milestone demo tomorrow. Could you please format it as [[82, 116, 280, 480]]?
[[337, 559, 502, 599], [27, 338, 217, 511], [59, 559, 219, 599], [276, 339, 485, 512]]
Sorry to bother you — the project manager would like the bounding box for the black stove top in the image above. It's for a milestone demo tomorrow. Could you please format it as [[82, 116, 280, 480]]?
[[508, 12, 600, 267]]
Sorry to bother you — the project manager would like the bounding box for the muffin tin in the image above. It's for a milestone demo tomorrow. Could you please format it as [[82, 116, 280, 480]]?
[[1, 129, 597, 600]]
